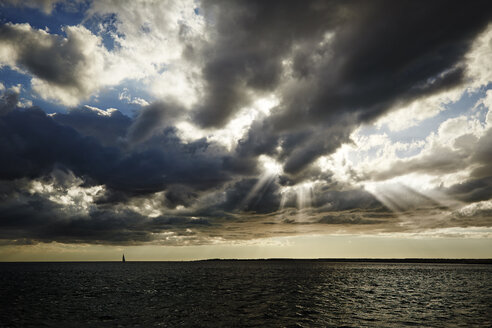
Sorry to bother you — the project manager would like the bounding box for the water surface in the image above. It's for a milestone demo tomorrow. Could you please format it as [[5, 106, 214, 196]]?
[[0, 261, 490, 327]]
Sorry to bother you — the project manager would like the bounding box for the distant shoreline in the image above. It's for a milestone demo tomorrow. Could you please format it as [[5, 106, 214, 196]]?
[[197, 258, 492, 264], [1, 258, 491, 264]]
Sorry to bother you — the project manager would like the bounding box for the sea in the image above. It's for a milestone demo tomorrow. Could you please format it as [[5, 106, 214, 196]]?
[[0, 260, 491, 327]]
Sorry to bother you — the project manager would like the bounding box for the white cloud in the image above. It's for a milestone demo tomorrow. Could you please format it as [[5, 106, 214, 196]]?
[[118, 88, 150, 107], [325, 25, 492, 189], [482, 90, 492, 127], [0, 82, 33, 112], [321, 91, 492, 192], [28, 170, 105, 216], [0, 1, 205, 107], [456, 200, 492, 217], [124, 192, 165, 218], [87, 0, 206, 108], [80, 105, 118, 116], [466, 23, 492, 90], [374, 88, 463, 132], [17, 98, 33, 108]]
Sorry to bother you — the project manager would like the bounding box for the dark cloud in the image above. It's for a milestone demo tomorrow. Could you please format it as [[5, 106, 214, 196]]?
[[3, 171, 390, 244], [0, 106, 231, 194], [220, 178, 281, 214], [194, 0, 343, 128], [0, 190, 192, 245], [281, 126, 352, 175], [445, 176, 492, 203], [470, 128, 492, 179], [278, 165, 333, 187], [0, 173, 214, 245], [195, 0, 492, 174], [0, 107, 112, 181], [221, 154, 259, 176], [114, 132, 230, 192], [317, 214, 383, 225], [127, 101, 184, 144], [164, 184, 198, 209], [0, 23, 84, 87], [52, 106, 131, 147], [0, 1, 491, 246], [236, 119, 279, 158]]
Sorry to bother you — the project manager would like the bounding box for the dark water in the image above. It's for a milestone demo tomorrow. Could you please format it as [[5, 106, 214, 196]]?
[[0, 261, 491, 327]]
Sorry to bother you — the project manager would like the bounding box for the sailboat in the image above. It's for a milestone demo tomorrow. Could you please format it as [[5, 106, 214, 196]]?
[[122, 254, 126, 263]]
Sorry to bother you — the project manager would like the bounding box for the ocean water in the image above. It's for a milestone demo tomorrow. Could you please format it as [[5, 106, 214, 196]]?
[[0, 261, 491, 327]]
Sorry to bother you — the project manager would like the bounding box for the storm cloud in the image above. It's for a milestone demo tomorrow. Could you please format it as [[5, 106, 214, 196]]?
[[193, 0, 492, 174], [0, 0, 491, 246], [0, 104, 231, 194]]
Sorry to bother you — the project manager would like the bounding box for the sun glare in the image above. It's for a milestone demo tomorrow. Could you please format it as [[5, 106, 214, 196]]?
[[259, 154, 283, 176]]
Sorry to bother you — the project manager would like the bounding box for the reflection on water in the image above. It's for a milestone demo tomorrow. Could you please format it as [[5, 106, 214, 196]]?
[[0, 261, 491, 327]]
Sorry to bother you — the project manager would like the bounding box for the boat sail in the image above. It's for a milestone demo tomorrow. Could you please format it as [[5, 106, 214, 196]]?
[[122, 254, 126, 263]]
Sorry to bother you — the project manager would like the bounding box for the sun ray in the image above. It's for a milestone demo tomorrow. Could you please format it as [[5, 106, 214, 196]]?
[[296, 181, 314, 210], [364, 176, 460, 217], [241, 155, 282, 210]]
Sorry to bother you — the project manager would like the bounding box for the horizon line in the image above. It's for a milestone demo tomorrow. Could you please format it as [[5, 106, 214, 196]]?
[[1, 258, 491, 264]]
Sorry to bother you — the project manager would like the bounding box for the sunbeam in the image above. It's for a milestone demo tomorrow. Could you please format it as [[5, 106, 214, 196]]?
[[296, 181, 314, 210], [241, 155, 282, 210], [364, 176, 453, 215]]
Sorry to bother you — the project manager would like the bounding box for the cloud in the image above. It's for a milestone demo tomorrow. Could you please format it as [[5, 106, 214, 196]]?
[[0, 1, 491, 247], [0, 89, 18, 115], [0, 105, 231, 194], [445, 177, 492, 204], [453, 200, 492, 218], [86, 0, 205, 107], [360, 99, 492, 184], [0, 23, 110, 105], [0, 183, 152, 244], [0, 170, 214, 245], [188, 0, 492, 177], [471, 128, 492, 179], [52, 105, 131, 146], [316, 215, 383, 225], [127, 101, 184, 144], [0, 106, 115, 181], [0, 0, 208, 108], [220, 178, 281, 214], [192, 0, 342, 128]]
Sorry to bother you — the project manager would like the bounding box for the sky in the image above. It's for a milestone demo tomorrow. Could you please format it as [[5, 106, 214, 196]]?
[[0, 0, 491, 261]]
